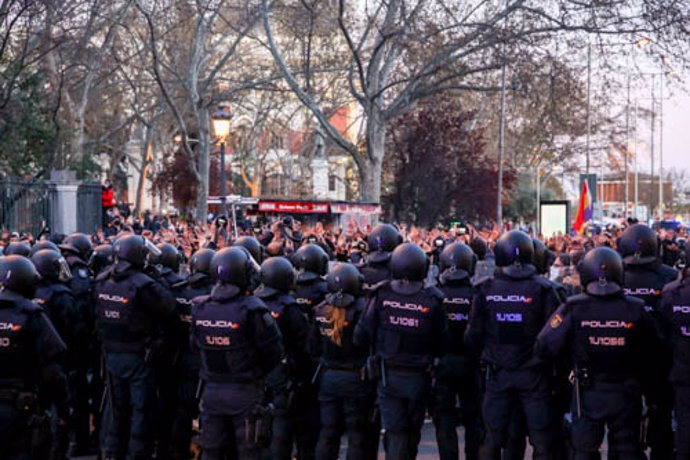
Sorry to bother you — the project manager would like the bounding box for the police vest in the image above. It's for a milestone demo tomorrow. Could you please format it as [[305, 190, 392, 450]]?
[[67, 258, 92, 298], [0, 299, 39, 389], [440, 283, 474, 355], [314, 298, 366, 370], [480, 274, 549, 368], [623, 265, 676, 313], [360, 263, 391, 294], [374, 284, 442, 370], [95, 272, 156, 352], [192, 294, 266, 383], [568, 294, 646, 382], [175, 279, 213, 354], [294, 279, 328, 316], [661, 278, 690, 385], [34, 283, 71, 310]]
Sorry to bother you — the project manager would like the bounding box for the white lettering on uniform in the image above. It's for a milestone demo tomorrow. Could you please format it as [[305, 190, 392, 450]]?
[[104, 310, 120, 319], [0, 323, 19, 331], [588, 336, 625, 346], [0, 337, 10, 347], [177, 298, 193, 306], [496, 313, 522, 322], [681, 326, 690, 337], [487, 295, 533, 304], [389, 315, 419, 328], [205, 336, 230, 346], [581, 320, 633, 329], [445, 298, 470, 305], [98, 294, 129, 303], [448, 313, 469, 322], [195, 320, 238, 329], [673, 306, 690, 314], [383, 300, 430, 313], [624, 288, 661, 296]]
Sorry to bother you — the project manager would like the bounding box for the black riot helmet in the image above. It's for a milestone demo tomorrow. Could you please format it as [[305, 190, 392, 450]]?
[[89, 244, 114, 275], [439, 243, 476, 284], [367, 224, 403, 263], [210, 246, 259, 290], [494, 230, 534, 267], [30, 240, 60, 256], [190, 248, 216, 276], [580, 247, 624, 296], [149, 243, 181, 272], [390, 243, 429, 282], [32, 249, 72, 283], [617, 224, 658, 266], [259, 256, 296, 296], [293, 243, 329, 282], [60, 232, 93, 260], [113, 234, 161, 269], [0, 255, 41, 298], [326, 263, 363, 307], [233, 236, 264, 264], [4, 242, 31, 257], [533, 239, 556, 275]]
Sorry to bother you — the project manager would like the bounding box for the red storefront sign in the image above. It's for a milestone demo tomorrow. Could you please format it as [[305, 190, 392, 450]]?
[[258, 201, 330, 214], [330, 203, 382, 215]]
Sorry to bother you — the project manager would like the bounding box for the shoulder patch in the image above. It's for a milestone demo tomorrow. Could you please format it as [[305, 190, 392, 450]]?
[[550, 313, 563, 329]]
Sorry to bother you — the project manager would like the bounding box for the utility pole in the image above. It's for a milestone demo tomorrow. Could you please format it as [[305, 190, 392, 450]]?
[[625, 75, 630, 218], [659, 74, 664, 215], [650, 74, 656, 219], [497, 58, 507, 228], [586, 43, 592, 175]]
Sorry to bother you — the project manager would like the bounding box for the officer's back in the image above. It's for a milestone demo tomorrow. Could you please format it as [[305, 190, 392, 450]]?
[[0, 256, 69, 458], [94, 234, 176, 460], [190, 247, 282, 460], [292, 243, 330, 316]]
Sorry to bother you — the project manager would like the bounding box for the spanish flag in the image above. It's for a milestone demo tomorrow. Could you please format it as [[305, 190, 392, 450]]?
[[573, 179, 593, 234]]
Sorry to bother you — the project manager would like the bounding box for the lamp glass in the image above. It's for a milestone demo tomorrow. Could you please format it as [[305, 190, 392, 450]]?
[[212, 107, 232, 140]]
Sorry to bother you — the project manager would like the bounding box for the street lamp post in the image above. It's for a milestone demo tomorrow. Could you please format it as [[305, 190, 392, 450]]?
[[211, 106, 232, 220]]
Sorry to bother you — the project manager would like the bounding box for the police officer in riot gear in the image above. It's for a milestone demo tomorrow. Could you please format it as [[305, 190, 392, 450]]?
[[537, 247, 658, 460], [355, 243, 448, 460], [191, 247, 283, 460], [0, 256, 70, 459], [59, 232, 96, 454], [234, 236, 265, 264], [360, 224, 403, 294], [148, 242, 185, 288], [89, 244, 114, 277], [255, 256, 311, 460], [465, 230, 561, 460], [170, 248, 216, 460], [32, 249, 89, 460], [5, 241, 31, 257], [432, 242, 482, 460], [314, 263, 372, 460], [146, 242, 186, 458], [29, 240, 60, 256], [94, 234, 177, 460], [618, 223, 677, 460], [659, 242, 690, 460], [288, 243, 329, 459], [292, 243, 330, 314]]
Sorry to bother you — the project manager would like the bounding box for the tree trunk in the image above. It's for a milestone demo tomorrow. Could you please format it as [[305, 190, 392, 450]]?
[[360, 116, 385, 203], [134, 125, 153, 214], [195, 108, 211, 224]]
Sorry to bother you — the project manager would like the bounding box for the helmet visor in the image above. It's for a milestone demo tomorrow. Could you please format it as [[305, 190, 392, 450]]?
[[144, 238, 162, 258], [57, 257, 73, 283]]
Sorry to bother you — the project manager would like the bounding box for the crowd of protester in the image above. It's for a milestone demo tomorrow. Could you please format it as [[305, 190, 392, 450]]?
[[1, 208, 689, 460]]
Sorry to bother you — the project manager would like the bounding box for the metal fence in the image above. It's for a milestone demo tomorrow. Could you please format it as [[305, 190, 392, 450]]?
[[0, 177, 104, 235], [0, 177, 57, 235], [77, 181, 103, 233]]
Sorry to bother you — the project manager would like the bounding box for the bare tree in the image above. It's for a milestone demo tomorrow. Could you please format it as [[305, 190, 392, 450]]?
[[262, 0, 690, 203]]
